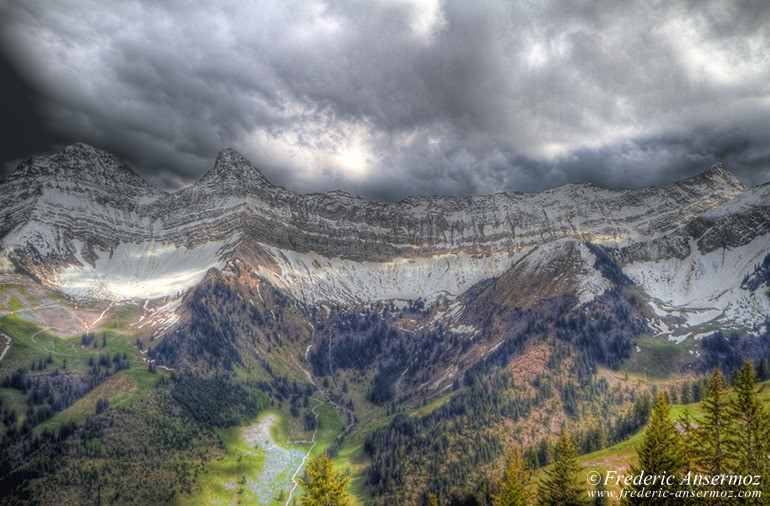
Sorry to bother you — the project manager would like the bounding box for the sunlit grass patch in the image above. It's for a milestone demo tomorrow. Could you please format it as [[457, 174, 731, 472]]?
[[176, 411, 308, 506]]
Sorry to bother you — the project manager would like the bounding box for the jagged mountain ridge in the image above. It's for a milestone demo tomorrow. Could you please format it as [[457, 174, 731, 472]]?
[[0, 143, 765, 314], [1, 144, 744, 255]]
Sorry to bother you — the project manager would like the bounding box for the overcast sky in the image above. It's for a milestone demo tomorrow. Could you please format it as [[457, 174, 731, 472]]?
[[1, 0, 769, 200]]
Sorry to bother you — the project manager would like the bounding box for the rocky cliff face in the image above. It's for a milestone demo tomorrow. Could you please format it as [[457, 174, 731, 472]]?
[[169, 150, 746, 260], [0, 143, 762, 310]]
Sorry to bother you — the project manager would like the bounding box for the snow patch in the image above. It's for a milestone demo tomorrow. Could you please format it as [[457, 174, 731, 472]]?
[[130, 297, 181, 333], [627, 234, 770, 330], [53, 237, 239, 300], [577, 242, 615, 304], [255, 244, 518, 304], [449, 324, 478, 335], [701, 186, 770, 218]]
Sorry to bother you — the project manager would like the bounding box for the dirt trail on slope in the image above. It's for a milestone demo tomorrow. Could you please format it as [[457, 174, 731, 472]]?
[[0, 332, 10, 362], [285, 397, 323, 505], [298, 358, 357, 438]]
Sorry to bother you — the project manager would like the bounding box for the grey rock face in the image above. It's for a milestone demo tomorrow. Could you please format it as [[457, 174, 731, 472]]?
[[0, 143, 761, 305], [0, 144, 747, 260]]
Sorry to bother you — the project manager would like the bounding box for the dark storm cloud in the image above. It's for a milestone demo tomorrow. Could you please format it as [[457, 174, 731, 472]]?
[[1, 0, 769, 198], [0, 52, 65, 173]]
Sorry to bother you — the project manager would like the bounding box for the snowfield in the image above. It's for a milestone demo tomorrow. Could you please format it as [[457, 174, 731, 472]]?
[[255, 244, 520, 304], [51, 237, 239, 300], [625, 234, 770, 332]]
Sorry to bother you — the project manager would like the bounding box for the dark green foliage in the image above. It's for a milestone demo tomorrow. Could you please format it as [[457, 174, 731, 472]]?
[[572, 421, 608, 455], [741, 254, 770, 291], [364, 372, 526, 505], [560, 381, 579, 419], [261, 375, 316, 403], [300, 453, 352, 505], [525, 385, 650, 468], [0, 360, 117, 431], [95, 397, 109, 415], [555, 289, 646, 373], [524, 438, 555, 470], [692, 368, 729, 478], [622, 393, 685, 505], [367, 363, 402, 405], [699, 331, 745, 374], [0, 426, 70, 499], [496, 446, 529, 506], [585, 243, 633, 287], [1, 386, 222, 504], [304, 411, 318, 431], [80, 332, 96, 347], [608, 392, 651, 444], [309, 310, 449, 406], [724, 360, 770, 502], [591, 473, 610, 506], [463, 329, 527, 386], [170, 375, 267, 428], [467, 289, 646, 387], [698, 325, 770, 376], [358, 288, 648, 504], [148, 278, 268, 371], [635, 393, 684, 473], [537, 431, 586, 506], [662, 361, 770, 503], [758, 357, 770, 381]]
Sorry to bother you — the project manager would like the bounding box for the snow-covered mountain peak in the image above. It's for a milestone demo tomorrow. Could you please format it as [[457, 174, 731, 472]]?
[[54, 143, 151, 184], [677, 163, 744, 193], [193, 147, 273, 193], [5, 143, 160, 198]]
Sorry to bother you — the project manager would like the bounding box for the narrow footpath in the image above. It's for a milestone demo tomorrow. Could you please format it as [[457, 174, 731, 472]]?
[[285, 397, 323, 506], [0, 332, 10, 362]]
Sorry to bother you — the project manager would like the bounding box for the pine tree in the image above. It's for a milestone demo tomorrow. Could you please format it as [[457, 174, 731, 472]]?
[[693, 368, 729, 478], [622, 392, 684, 505], [537, 431, 587, 506], [495, 446, 529, 506], [592, 472, 610, 506], [757, 358, 769, 381], [724, 360, 769, 503], [676, 410, 697, 470], [300, 453, 352, 506]]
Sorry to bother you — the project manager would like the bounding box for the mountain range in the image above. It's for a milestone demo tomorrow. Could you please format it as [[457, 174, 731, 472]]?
[[1, 143, 769, 504], [2, 143, 768, 334]]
